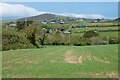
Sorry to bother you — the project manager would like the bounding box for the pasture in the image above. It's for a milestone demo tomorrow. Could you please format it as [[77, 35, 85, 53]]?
[[72, 27, 118, 33], [2, 44, 118, 78], [99, 32, 118, 38]]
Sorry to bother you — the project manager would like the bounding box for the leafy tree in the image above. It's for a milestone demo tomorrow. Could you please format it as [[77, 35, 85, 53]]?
[[16, 19, 33, 30], [23, 22, 39, 48], [35, 27, 49, 45]]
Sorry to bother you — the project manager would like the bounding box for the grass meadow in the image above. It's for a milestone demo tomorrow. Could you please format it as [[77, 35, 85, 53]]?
[[2, 44, 118, 78]]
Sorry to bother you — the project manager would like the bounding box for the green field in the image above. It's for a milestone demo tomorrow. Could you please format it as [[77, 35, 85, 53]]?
[[2, 44, 118, 78], [71, 31, 118, 38], [99, 32, 118, 38], [72, 27, 118, 33], [85, 22, 117, 26], [71, 27, 118, 38], [0, 20, 16, 27]]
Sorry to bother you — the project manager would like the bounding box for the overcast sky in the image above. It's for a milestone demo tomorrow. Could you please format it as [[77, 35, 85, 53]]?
[[0, 2, 118, 20]]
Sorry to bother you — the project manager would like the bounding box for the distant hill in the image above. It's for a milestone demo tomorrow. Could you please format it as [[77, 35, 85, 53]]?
[[114, 18, 120, 22], [107, 18, 120, 24], [17, 13, 115, 24], [115, 18, 120, 25], [18, 13, 56, 22], [17, 13, 81, 24]]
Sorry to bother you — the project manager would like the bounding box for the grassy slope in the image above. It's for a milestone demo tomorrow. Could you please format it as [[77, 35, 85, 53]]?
[[2, 44, 118, 78]]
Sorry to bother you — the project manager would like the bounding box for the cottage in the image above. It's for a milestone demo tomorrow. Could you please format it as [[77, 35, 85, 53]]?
[[60, 21, 64, 24], [91, 19, 101, 23], [60, 20, 65, 24], [51, 20, 56, 24], [42, 21, 48, 24], [6, 22, 17, 27]]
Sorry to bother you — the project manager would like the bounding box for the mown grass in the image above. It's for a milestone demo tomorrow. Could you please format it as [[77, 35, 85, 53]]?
[[2, 44, 118, 78]]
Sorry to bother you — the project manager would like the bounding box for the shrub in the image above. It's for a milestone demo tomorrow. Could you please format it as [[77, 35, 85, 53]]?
[[45, 32, 68, 45], [79, 38, 91, 46], [89, 37, 103, 45], [83, 30, 99, 38], [109, 37, 118, 44], [2, 28, 34, 51]]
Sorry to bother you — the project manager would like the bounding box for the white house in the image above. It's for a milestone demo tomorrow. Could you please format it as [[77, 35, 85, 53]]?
[[42, 21, 47, 24], [7, 22, 17, 27]]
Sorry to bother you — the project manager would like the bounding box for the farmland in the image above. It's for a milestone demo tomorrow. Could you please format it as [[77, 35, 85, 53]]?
[[2, 13, 119, 78], [0, 20, 16, 26], [71, 25, 118, 38], [72, 27, 118, 33], [2, 44, 118, 78], [99, 32, 118, 38], [71, 30, 118, 38]]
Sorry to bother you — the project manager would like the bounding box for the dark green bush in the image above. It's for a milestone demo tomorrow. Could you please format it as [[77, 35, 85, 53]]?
[[83, 30, 99, 38], [109, 37, 118, 44], [2, 28, 34, 51]]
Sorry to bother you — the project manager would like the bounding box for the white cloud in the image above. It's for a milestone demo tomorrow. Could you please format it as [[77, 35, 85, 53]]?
[[0, 3, 105, 19], [58, 13, 105, 19], [0, 3, 46, 18]]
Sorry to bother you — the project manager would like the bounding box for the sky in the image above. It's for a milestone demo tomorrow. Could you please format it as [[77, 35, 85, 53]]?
[[1, 0, 119, 2], [0, 2, 118, 20]]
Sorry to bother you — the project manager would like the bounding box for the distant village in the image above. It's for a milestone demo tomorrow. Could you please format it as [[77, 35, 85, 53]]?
[[5, 18, 109, 28]]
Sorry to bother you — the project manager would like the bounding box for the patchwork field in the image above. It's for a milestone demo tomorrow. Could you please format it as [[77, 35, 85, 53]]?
[[72, 27, 118, 33], [71, 26, 118, 38], [99, 32, 118, 38], [2, 44, 118, 78]]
